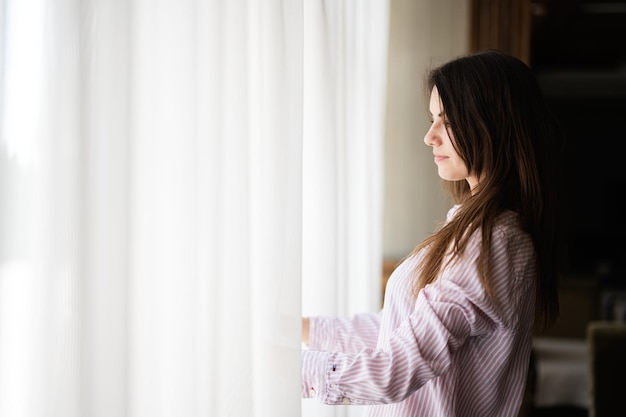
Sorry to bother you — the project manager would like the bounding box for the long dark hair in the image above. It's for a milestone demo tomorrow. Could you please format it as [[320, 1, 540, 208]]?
[[410, 50, 566, 329]]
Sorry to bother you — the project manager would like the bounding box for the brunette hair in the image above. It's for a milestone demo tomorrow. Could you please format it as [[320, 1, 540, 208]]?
[[411, 50, 566, 329]]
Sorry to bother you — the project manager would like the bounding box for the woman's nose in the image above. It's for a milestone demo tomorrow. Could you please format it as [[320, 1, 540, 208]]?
[[424, 123, 438, 146]]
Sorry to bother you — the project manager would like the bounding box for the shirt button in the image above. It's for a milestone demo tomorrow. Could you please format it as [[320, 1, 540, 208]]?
[[309, 388, 316, 398], [342, 397, 350, 405]]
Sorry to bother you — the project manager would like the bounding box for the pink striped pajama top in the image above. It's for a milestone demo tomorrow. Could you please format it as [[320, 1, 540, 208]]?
[[302, 205, 537, 416]]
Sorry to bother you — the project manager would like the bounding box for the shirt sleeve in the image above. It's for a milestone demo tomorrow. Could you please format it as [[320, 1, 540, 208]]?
[[302, 223, 525, 405], [307, 311, 382, 353], [301, 281, 483, 404]]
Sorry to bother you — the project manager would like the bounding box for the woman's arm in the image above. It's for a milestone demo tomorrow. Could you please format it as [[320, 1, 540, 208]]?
[[301, 221, 536, 405], [303, 311, 382, 353]]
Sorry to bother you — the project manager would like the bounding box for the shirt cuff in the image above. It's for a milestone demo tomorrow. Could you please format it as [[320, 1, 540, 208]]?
[[302, 350, 362, 405], [301, 350, 331, 400]]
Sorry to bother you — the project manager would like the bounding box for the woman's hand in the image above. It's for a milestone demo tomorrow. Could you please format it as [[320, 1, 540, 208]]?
[[302, 317, 310, 346]]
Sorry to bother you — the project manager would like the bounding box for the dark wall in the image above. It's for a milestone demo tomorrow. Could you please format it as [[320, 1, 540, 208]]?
[[531, 1, 626, 283]]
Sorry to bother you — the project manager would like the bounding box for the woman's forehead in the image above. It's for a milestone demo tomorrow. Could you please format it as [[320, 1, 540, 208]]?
[[429, 86, 445, 115]]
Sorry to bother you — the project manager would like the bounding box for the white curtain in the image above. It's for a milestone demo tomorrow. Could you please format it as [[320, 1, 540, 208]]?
[[301, 1, 389, 417], [0, 1, 389, 417]]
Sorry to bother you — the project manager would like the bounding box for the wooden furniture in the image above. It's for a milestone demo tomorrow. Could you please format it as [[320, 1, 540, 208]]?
[[470, 0, 531, 63], [587, 321, 626, 417]]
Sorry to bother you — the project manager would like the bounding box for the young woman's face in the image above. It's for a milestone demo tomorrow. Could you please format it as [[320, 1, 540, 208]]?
[[424, 86, 479, 190]]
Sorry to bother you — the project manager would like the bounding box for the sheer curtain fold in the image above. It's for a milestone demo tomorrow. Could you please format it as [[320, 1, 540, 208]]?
[[0, 0, 388, 416], [302, 1, 389, 416], [126, 1, 304, 416], [302, 0, 388, 327], [1, 1, 303, 417]]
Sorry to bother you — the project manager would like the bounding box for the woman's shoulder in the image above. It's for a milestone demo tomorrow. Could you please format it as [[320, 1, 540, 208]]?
[[491, 210, 535, 255], [445, 204, 462, 221], [494, 209, 526, 234], [449, 205, 525, 238], [459, 208, 531, 252]]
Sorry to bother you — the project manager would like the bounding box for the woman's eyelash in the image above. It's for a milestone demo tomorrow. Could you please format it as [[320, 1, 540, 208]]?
[[429, 118, 451, 127]]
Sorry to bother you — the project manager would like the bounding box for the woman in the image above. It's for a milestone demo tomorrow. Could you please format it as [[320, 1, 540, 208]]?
[[301, 50, 566, 416]]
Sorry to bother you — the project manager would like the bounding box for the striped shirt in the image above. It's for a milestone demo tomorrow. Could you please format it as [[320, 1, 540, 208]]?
[[302, 205, 537, 416]]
